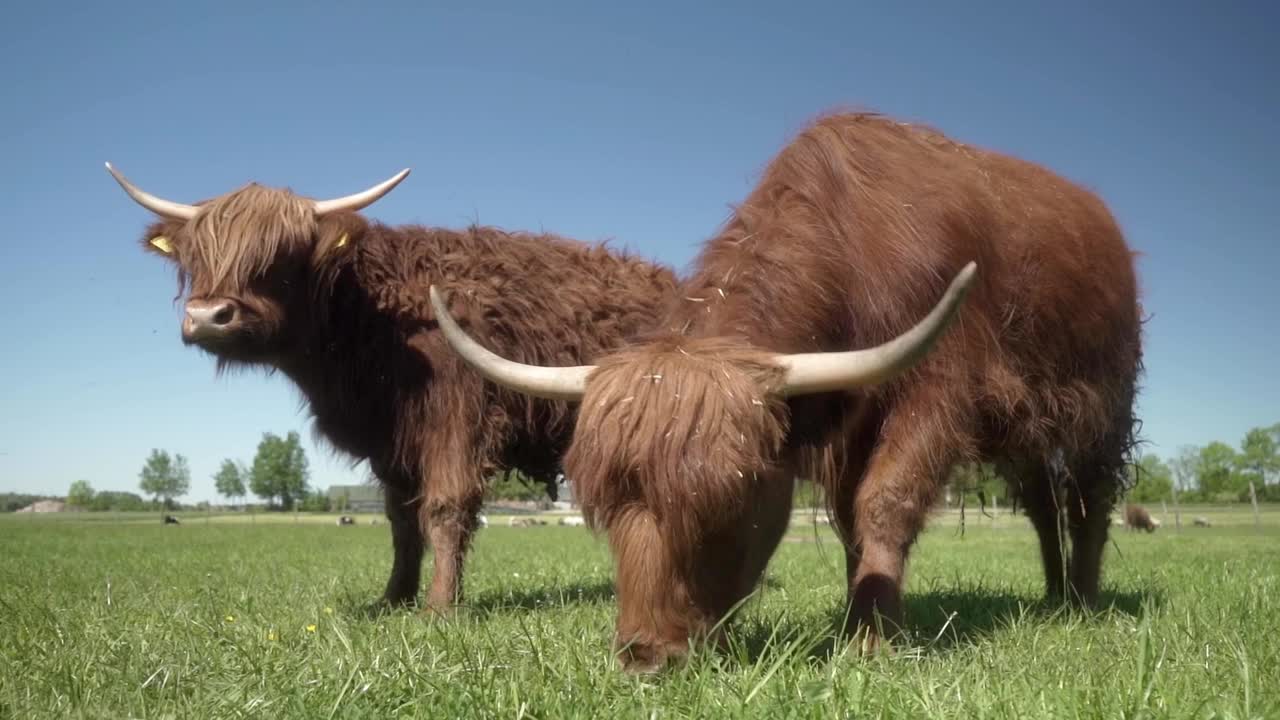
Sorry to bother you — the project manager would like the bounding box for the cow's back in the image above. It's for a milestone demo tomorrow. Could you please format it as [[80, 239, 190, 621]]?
[[669, 111, 1142, 457]]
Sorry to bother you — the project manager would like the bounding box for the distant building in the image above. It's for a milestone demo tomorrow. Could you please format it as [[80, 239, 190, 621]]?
[[16, 500, 65, 513], [328, 484, 384, 513]]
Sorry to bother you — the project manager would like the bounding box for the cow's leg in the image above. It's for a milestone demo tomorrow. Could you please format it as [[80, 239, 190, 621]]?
[[382, 486, 425, 607], [420, 457, 484, 612], [846, 404, 962, 653], [731, 469, 795, 605], [804, 396, 876, 633], [1065, 467, 1118, 608], [1018, 467, 1069, 602], [827, 474, 863, 633]]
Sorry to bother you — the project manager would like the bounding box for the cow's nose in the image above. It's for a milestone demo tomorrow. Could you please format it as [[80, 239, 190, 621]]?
[[183, 298, 240, 340]]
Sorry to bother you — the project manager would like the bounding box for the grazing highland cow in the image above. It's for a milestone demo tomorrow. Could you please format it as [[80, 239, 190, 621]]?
[[432, 111, 1144, 671], [106, 164, 676, 611], [1124, 504, 1160, 532]]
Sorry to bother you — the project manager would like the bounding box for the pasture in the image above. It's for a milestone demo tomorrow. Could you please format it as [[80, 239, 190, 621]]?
[[1, 507, 1277, 719]]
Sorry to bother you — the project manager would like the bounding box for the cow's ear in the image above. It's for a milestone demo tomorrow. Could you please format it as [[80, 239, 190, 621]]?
[[315, 213, 369, 263], [140, 220, 182, 258]]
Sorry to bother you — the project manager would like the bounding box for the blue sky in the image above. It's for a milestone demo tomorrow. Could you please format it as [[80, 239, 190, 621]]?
[[1, 1, 1276, 502]]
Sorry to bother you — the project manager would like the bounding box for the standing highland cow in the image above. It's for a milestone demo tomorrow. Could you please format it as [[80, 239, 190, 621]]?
[[431, 112, 1144, 671], [106, 164, 677, 611]]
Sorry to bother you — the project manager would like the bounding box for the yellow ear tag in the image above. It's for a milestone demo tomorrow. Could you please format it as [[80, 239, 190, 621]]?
[[335, 233, 349, 249], [150, 236, 174, 254]]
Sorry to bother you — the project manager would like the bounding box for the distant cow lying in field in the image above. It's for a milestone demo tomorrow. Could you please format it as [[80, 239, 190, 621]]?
[[337, 516, 356, 526], [106, 163, 676, 613], [1124, 504, 1160, 532], [433, 112, 1144, 671], [509, 517, 548, 528], [1194, 516, 1212, 527], [163, 515, 180, 525]]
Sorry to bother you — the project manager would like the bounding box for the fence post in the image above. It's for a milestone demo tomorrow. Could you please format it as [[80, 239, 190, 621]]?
[[1249, 481, 1261, 529]]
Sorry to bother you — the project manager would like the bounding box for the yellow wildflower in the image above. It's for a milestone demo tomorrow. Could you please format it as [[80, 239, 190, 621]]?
[[306, 624, 317, 633], [225, 615, 235, 623]]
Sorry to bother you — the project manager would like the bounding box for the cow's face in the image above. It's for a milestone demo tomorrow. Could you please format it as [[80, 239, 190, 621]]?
[[138, 190, 342, 364], [108, 165, 408, 365]]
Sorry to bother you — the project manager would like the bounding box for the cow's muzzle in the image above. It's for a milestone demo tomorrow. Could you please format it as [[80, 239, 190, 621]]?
[[182, 298, 241, 344]]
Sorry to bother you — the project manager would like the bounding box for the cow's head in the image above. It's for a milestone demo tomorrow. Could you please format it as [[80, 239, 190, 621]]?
[[425, 263, 975, 669], [106, 164, 408, 364]]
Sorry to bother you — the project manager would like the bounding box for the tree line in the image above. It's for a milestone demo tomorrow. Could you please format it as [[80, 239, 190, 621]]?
[[1126, 422, 1280, 504], [40, 422, 1280, 513], [796, 421, 1280, 509], [945, 422, 1280, 506], [58, 431, 327, 513]]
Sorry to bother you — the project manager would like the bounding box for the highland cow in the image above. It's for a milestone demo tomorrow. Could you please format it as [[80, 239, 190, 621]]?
[[1124, 504, 1160, 532], [431, 111, 1144, 671], [106, 164, 676, 611]]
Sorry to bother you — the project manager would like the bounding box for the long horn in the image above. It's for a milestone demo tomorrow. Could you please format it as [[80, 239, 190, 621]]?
[[775, 262, 977, 396], [104, 163, 199, 220], [313, 169, 411, 216], [428, 286, 594, 401]]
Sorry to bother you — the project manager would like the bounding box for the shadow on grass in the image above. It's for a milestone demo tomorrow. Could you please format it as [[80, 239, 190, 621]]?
[[343, 597, 416, 621], [339, 579, 618, 621], [722, 585, 1164, 667], [466, 580, 617, 617], [899, 585, 1161, 651]]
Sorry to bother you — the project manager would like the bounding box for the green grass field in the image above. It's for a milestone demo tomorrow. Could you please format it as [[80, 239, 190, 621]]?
[[2, 507, 1277, 718]]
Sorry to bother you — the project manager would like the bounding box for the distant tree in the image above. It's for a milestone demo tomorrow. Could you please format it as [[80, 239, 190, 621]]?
[[1237, 426, 1279, 487], [1170, 445, 1200, 499], [66, 480, 95, 509], [1195, 442, 1242, 499], [214, 459, 248, 508], [1127, 453, 1173, 503], [297, 488, 332, 512], [948, 462, 1007, 508], [250, 431, 309, 510], [1, 493, 58, 512], [138, 449, 191, 509], [484, 470, 546, 503], [89, 491, 147, 512]]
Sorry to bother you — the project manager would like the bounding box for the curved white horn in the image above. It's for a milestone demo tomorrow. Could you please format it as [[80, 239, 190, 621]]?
[[313, 169, 411, 216], [428, 286, 594, 401], [775, 262, 978, 396], [104, 162, 199, 221]]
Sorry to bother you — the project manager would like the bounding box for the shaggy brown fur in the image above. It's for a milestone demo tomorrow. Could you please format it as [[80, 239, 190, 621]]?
[[130, 181, 677, 610], [555, 111, 1144, 671], [1123, 504, 1159, 532]]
